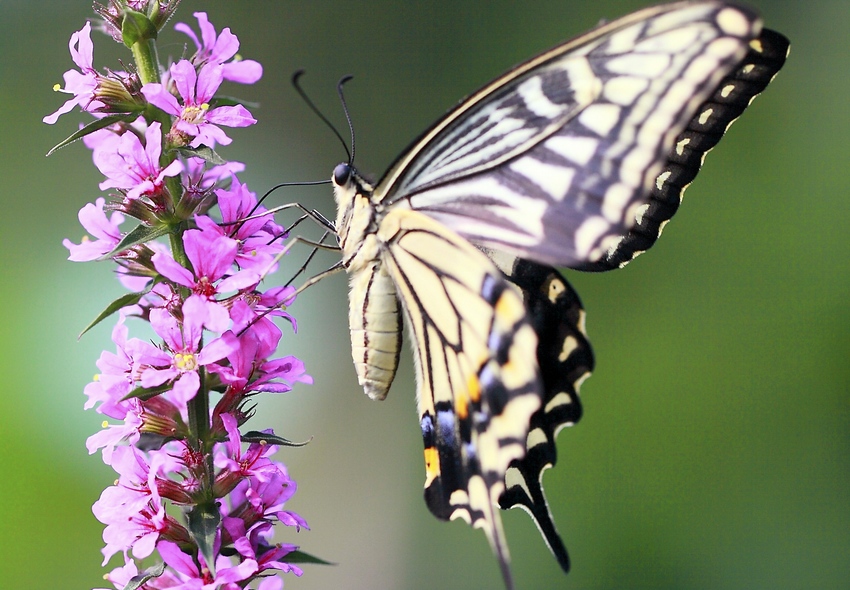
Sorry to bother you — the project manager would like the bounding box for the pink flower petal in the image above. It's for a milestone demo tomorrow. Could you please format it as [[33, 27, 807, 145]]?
[[140, 83, 181, 116], [152, 252, 195, 288], [207, 104, 257, 128], [171, 60, 198, 103], [195, 63, 224, 103]]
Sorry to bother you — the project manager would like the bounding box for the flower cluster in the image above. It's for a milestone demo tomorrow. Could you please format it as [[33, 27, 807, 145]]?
[[46, 3, 313, 588]]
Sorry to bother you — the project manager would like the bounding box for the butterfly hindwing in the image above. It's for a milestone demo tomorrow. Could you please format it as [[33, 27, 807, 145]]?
[[375, 208, 543, 588], [485, 253, 594, 572]]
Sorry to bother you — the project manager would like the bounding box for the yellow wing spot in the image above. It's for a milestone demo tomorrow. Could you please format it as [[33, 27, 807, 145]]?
[[698, 108, 714, 126], [558, 335, 579, 362], [749, 38, 764, 54], [423, 447, 440, 486], [494, 291, 523, 324], [675, 137, 690, 156], [498, 324, 538, 390], [546, 276, 565, 303], [655, 170, 671, 191]]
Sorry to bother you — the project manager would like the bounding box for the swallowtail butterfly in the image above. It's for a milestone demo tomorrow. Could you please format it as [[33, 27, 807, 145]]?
[[325, 2, 787, 587]]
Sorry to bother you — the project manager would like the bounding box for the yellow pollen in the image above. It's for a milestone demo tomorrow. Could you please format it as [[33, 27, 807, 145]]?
[[52, 83, 61, 92], [102, 420, 109, 428], [93, 373, 100, 381], [174, 352, 198, 371], [182, 105, 207, 124], [200, 103, 210, 111]]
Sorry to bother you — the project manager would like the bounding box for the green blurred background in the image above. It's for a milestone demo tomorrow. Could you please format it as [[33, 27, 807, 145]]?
[[1, 1, 847, 588]]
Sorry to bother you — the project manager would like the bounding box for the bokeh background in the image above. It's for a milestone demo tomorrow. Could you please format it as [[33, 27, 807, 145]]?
[[2, 1, 847, 588]]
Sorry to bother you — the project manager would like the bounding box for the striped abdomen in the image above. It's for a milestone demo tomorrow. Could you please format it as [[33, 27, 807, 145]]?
[[347, 258, 402, 400]]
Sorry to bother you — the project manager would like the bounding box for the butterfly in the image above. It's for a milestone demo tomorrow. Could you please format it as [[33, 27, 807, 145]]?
[[321, 2, 787, 587]]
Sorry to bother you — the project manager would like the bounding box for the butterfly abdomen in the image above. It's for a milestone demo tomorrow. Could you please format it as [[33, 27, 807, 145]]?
[[347, 257, 403, 400]]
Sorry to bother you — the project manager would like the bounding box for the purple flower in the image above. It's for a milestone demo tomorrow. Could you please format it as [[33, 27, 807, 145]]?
[[183, 156, 245, 192], [93, 446, 170, 564], [83, 316, 145, 418], [175, 12, 263, 84], [64, 198, 125, 261], [86, 407, 142, 464], [50, 8, 312, 585], [153, 227, 261, 331], [95, 556, 140, 590], [94, 121, 183, 200], [200, 180, 287, 272], [137, 296, 239, 406], [215, 415, 281, 485], [142, 60, 256, 148], [43, 22, 103, 124], [224, 519, 303, 580], [157, 539, 259, 588]]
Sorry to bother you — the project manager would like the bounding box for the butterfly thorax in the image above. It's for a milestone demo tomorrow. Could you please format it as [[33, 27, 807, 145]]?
[[333, 164, 379, 270]]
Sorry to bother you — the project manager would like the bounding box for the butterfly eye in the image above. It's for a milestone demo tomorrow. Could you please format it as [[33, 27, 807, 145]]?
[[333, 162, 352, 187]]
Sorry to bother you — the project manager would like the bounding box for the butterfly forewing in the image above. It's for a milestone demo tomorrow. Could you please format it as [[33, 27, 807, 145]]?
[[578, 27, 790, 270], [377, 3, 779, 269]]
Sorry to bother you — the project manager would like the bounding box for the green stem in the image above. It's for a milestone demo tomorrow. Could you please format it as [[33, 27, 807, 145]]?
[[188, 367, 210, 453], [168, 228, 190, 270], [131, 38, 160, 85]]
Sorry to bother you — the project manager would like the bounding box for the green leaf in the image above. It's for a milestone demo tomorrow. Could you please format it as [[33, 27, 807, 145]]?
[[284, 550, 336, 565], [100, 223, 173, 260], [46, 114, 137, 156], [121, 381, 175, 402], [78, 291, 147, 339], [122, 8, 158, 47], [175, 145, 227, 166], [187, 502, 221, 574], [121, 562, 166, 590], [241, 430, 312, 447]]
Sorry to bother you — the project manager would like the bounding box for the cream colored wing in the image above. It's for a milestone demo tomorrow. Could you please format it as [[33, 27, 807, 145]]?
[[376, 208, 542, 589]]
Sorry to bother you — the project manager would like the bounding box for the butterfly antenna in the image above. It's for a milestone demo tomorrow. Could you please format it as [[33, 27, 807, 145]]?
[[336, 74, 356, 164], [292, 70, 351, 162]]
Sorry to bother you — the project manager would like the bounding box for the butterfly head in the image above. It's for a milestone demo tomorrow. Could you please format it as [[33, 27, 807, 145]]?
[[332, 162, 379, 265]]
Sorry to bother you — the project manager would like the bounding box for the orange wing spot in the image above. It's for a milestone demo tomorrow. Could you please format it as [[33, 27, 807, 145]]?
[[424, 446, 441, 486], [466, 373, 481, 405], [455, 389, 469, 419]]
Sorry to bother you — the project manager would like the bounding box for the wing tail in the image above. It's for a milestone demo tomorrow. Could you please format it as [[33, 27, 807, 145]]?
[[498, 258, 595, 573]]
